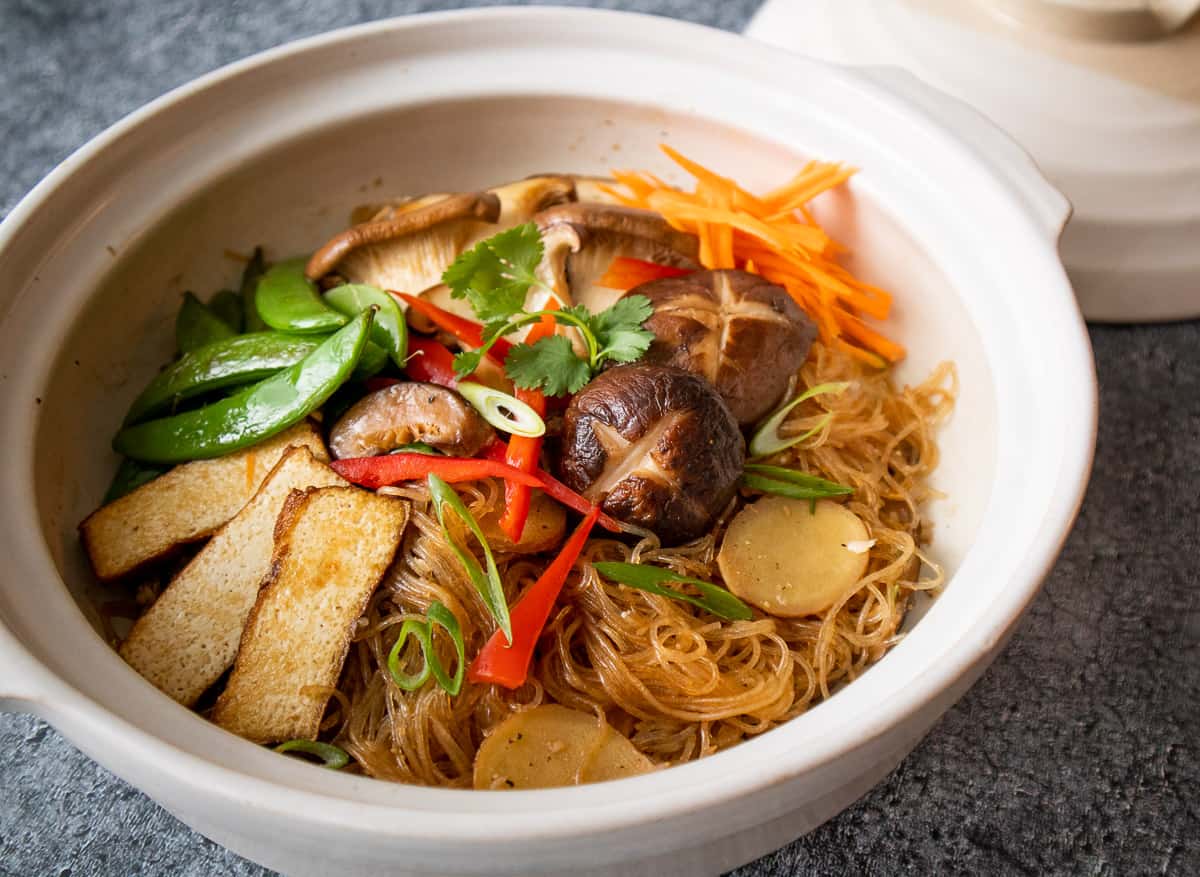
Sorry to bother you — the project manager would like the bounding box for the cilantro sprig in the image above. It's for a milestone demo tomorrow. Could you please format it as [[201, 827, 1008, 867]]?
[[442, 223, 655, 395]]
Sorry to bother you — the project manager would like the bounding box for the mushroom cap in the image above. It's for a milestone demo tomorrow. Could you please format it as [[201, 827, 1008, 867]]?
[[307, 176, 577, 301], [534, 203, 700, 315], [636, 269, 816, 425], [559, 364, 744, 545], [328, 382, 495, 460]]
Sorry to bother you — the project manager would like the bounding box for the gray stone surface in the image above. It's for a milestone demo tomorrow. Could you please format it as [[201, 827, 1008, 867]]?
[[1, 0, 1197, 874]]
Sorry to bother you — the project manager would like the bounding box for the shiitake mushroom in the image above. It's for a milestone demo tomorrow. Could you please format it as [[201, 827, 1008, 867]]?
[[559, 364, 744, 545], [328, 382, 495, 459], [634, 269, 816, 425]]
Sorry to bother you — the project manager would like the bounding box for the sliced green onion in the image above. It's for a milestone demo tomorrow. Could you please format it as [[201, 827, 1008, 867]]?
[[427, 474, 512, 644], [386, 601, 466, 695], [748, 381, 850, 459], [593, 561, 753, 621], [456, 381, 545, 438], [741, 472, 853, 502], [273, 739, 350, 769], [742, 464, 854, 501]]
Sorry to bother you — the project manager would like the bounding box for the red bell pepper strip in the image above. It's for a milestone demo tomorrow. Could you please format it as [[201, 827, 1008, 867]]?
[[403, 336, 460, 387], [394, 292, 513, 364], [498, 314, 556, 543], [331, 454, 542, 490], [483, 440, 624, 535], [532, 469, 624, 534], [597, 257, 692, 292], [468, 506, 600, 689]]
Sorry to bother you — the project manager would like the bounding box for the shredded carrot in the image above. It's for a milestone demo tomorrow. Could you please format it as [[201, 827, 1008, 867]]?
[[610, 146, 905, 364]]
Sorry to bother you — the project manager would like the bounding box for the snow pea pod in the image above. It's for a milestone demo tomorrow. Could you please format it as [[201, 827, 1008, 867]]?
[[255, 257, 348, 334], [325, 283, 408, 367], [209, 289, 244, 333], [240, 248, 267, 332], [352, 340, 389, 380], [176, 292, 236, 353], [123, 332, 323, 425], [114, 309, 375, 464]]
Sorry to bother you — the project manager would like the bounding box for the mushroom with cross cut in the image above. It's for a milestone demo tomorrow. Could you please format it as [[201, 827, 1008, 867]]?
[[633, 269, 816, 426], [558, 363, 744, 545]]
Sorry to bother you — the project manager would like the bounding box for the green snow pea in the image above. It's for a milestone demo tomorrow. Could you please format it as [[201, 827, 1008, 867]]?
[[324, 284, 408, 367], [240, 248, 267, 332], [176, 292, 236, 354], [123, 333, 324, 425], [255, 257, 348, 334], [209, 289, 244, 333], [352, 341, 389, 380], [114, 309, 375, 464]]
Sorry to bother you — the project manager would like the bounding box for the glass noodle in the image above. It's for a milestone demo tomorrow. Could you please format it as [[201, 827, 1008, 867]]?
[[324, 343, 956, 785]]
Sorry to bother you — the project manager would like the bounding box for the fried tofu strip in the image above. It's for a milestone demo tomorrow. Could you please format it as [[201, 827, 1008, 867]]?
[[81, 421, 328, 581], [213, 486, 408, 743], [119, 446, 345, 705]]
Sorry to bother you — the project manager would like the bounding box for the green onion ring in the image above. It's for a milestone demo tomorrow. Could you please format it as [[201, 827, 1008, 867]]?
[[386, 602, 466, 696], [456, 380, 545, 438]]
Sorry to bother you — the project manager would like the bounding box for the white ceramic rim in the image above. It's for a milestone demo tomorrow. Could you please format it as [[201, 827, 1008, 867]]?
[[0, 6, 1097, 847]]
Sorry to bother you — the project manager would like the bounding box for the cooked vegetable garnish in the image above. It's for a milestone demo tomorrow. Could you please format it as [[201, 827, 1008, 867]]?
[[255, 257, 349, 334], [442, 223, 656, 395], [597, 256, 692, 291], [239, 247, 268, 333], [176, 291, 236, 354], [209, 289, 244, 333], [124, 333, 322, 424], [498, 314, 554, 542], [530, 468, 625, 535], [427, 474, 511, 644], [469, 506, 600, 689], [404, 336, 460, 387], [102, 457, 167, 504], [395, 292, 514, 366], [325, 283, 408, 366], [593, 561, 753, 621], [749, 381, 849, 459], [351, 341, 388, 380], [456, 381, 545, 438], [273, 739, 350, 770], [741, 464, 853, 501], [387, 601, 466, 696], [611, 146, 904, 366], [331, 454, 541, 489], [113, 309, 374, 463]]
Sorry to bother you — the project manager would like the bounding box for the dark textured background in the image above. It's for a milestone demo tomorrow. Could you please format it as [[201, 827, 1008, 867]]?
[[1, 1, 1197, 875]]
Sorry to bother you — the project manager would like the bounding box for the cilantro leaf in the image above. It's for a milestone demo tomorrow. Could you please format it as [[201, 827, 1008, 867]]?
[[505, 335, 592, 396], [596, 323, 655, 364], [452, 349, 484, 379], [442, 223, 543, 324], [591, 294, 653, 335], [590, 294, 656, 364]]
